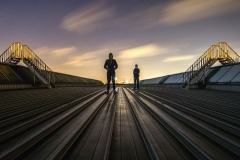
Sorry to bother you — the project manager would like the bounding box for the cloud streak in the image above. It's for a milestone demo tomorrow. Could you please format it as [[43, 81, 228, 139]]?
[[35, 46, 76, 57], [121, 0, 240, 28], [160, 0, 240, 25], [61, 3, 114, 34], [162, 55, 195, 62], [51, 47, 76, 56], [60, 0, 240, 34], [64, 49, 107, 66], [117, 44, 169, 59]]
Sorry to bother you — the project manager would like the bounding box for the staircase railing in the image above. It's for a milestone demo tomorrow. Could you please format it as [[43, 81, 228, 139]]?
[[22, 45, 55, 85], [0, 42, 55, 86], [217, 42, 240, 63], [183, 45, 217, 84], [0, 42, 22, 63], [183, 42, 240, 87]]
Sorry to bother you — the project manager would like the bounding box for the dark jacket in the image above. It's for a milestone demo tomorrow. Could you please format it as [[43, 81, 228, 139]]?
[[133, 68, 140, 78], [104, 59, 118, 75]]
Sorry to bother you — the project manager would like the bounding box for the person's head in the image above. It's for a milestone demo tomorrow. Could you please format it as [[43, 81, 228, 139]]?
[[135, 64, 138, 68], [109, 53, 113, 59]]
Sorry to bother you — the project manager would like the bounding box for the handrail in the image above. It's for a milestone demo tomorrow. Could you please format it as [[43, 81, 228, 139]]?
[[183, 42, 240, 85], [0, 42, 21, 63], [23, 45, 52, 71], [0, 42, 55, 84], [23, 45, 55, 83], [218, 42, 240, 63], [183, 45, 216, 83]]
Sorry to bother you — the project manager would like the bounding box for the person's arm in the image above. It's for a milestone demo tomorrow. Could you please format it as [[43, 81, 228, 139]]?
[[104, 60, 108, 70], [114, 60, 118, 70]]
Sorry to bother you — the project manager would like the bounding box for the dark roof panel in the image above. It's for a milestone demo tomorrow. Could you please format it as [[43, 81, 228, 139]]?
[[218, 64, 240, 83], [209, 66, 232, 83], [230, 72, 240, 83]]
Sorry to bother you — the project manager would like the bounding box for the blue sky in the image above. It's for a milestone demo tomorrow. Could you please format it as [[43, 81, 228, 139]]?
[[1, 0, 240, 83]]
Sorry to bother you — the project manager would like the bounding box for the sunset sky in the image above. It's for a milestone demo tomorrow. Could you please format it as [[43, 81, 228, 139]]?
[[1, 0, 240, 83]]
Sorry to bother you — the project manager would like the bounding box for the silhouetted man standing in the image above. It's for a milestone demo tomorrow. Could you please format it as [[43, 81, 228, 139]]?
[[104, 53, 118, 94], [133, 64, 140, 90]]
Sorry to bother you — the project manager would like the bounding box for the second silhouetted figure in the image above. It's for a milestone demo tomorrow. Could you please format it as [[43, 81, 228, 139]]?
[[104, 53, 118, 94], [133, 64, 140, 90]]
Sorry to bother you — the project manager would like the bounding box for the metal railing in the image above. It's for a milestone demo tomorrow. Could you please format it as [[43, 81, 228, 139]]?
[[217, 42, 240, 63], [183, 42, 240, 86], [0, 42, 55, 85], [0, 42, 22, 63]]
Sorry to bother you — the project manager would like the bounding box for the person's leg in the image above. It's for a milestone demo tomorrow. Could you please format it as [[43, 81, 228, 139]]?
[[112, 74, 115, 90], [107, 73, 111, 91], [134, 77, 136, 90], [137, 77, 139, 89]]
